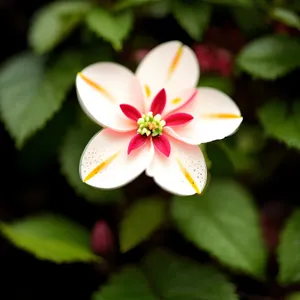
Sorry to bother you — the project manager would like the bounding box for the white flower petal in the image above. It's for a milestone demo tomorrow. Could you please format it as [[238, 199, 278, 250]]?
[[80, 129, 154, 189], [166, 87, 243, 144], [146, 136, 207, 196], [76, 62, 144, 131], [136, 41, 199, 111]]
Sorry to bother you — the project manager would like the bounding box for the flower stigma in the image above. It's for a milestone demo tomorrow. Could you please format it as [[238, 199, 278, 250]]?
[[137, 112, 166, 137]]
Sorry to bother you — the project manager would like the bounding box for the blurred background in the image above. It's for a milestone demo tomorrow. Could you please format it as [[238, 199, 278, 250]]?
[[0, 0, 300, 299]]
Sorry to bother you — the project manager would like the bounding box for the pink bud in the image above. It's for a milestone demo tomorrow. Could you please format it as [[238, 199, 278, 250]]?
[[91, 220, 114, 256]]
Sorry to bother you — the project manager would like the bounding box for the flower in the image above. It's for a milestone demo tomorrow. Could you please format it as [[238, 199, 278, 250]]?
[[76, 41, 243, 196]]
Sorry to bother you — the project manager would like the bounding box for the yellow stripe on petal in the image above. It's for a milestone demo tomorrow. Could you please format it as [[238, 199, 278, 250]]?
[[78, 72, 115, 102], [171, 97, 182, 105], [176, 157, 201, 194], [83, 151, 119, 182], [201, 113, 242, 119], [168, 44, 183, 80], [144, 84, 151, 98]]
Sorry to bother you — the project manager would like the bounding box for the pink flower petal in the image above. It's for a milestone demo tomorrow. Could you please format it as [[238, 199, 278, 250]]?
[[80, 129, 154, 189], [135, 41, 199, 112], [164, 88, 198, 116], [165, 87, 242, 144], [164, 112, 194, 127], [76, 62, 144, 131], [153, 135, 171, 157], [128, 134, 148, 154], [146, 136, 207, 196], [150, 89, 166, 115], [120, 104, 142, 121]]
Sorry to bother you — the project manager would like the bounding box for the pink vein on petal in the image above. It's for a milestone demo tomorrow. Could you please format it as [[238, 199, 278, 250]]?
[[165, 112, 194, 127], [171, 89, 198, 114], [153, 135, 171, 157], [128, 134, 147, 154], [120, 104, 142, 121], [150, 89, 167, 115]]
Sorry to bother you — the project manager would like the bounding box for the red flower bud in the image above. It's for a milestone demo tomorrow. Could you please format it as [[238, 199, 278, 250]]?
[[91, 220, 114, 256]]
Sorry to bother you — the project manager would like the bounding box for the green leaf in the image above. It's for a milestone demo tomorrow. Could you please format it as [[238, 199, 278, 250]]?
[[258, 100, 300, 149], [172, 180, 267, 278], [143, 249, 238, 300], [59, 113, 123, 203], [172, 0, 212, 41], [234, 125, 266, 154], [208, 126, 266, 176], [0, 214, 99, 263], [114, 0, 161, 10], [286, 293, 300, 300], [29, 1, 91, 54], [206, 142, 235, 177], [120, 198, 166, 252], [93, 249, 238, 300], [278, 209, 300, 285], [218, 141, 262, 175], [237, 35, 300, 80], [201, 0, 253, 7], [144, 0, 172, 19], [0, 53, 43, 147], [199, 75, 234, 96], [86, 8, 133, 50], [93, 267, 156, 300], [0, 51, 86, 148], [270, 8, 300, 30], [232, 7, 267, 37], [18, 101, 75, 173], [293, 1, 300, 12]]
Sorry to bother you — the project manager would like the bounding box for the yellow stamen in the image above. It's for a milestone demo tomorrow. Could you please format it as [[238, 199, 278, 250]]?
[[201, 113, 242, 119], [168, 44, 183, 80], [144, 84, 151, 98], [78, 72, 114, 102], [172, 97, 182, 105], [83, 152, 119, 182], [148, 123, 158, 130], [176, 158, 201, 194]]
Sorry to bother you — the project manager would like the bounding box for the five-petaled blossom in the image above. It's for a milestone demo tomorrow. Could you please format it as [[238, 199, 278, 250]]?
[[76, 41, 243, 196]]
